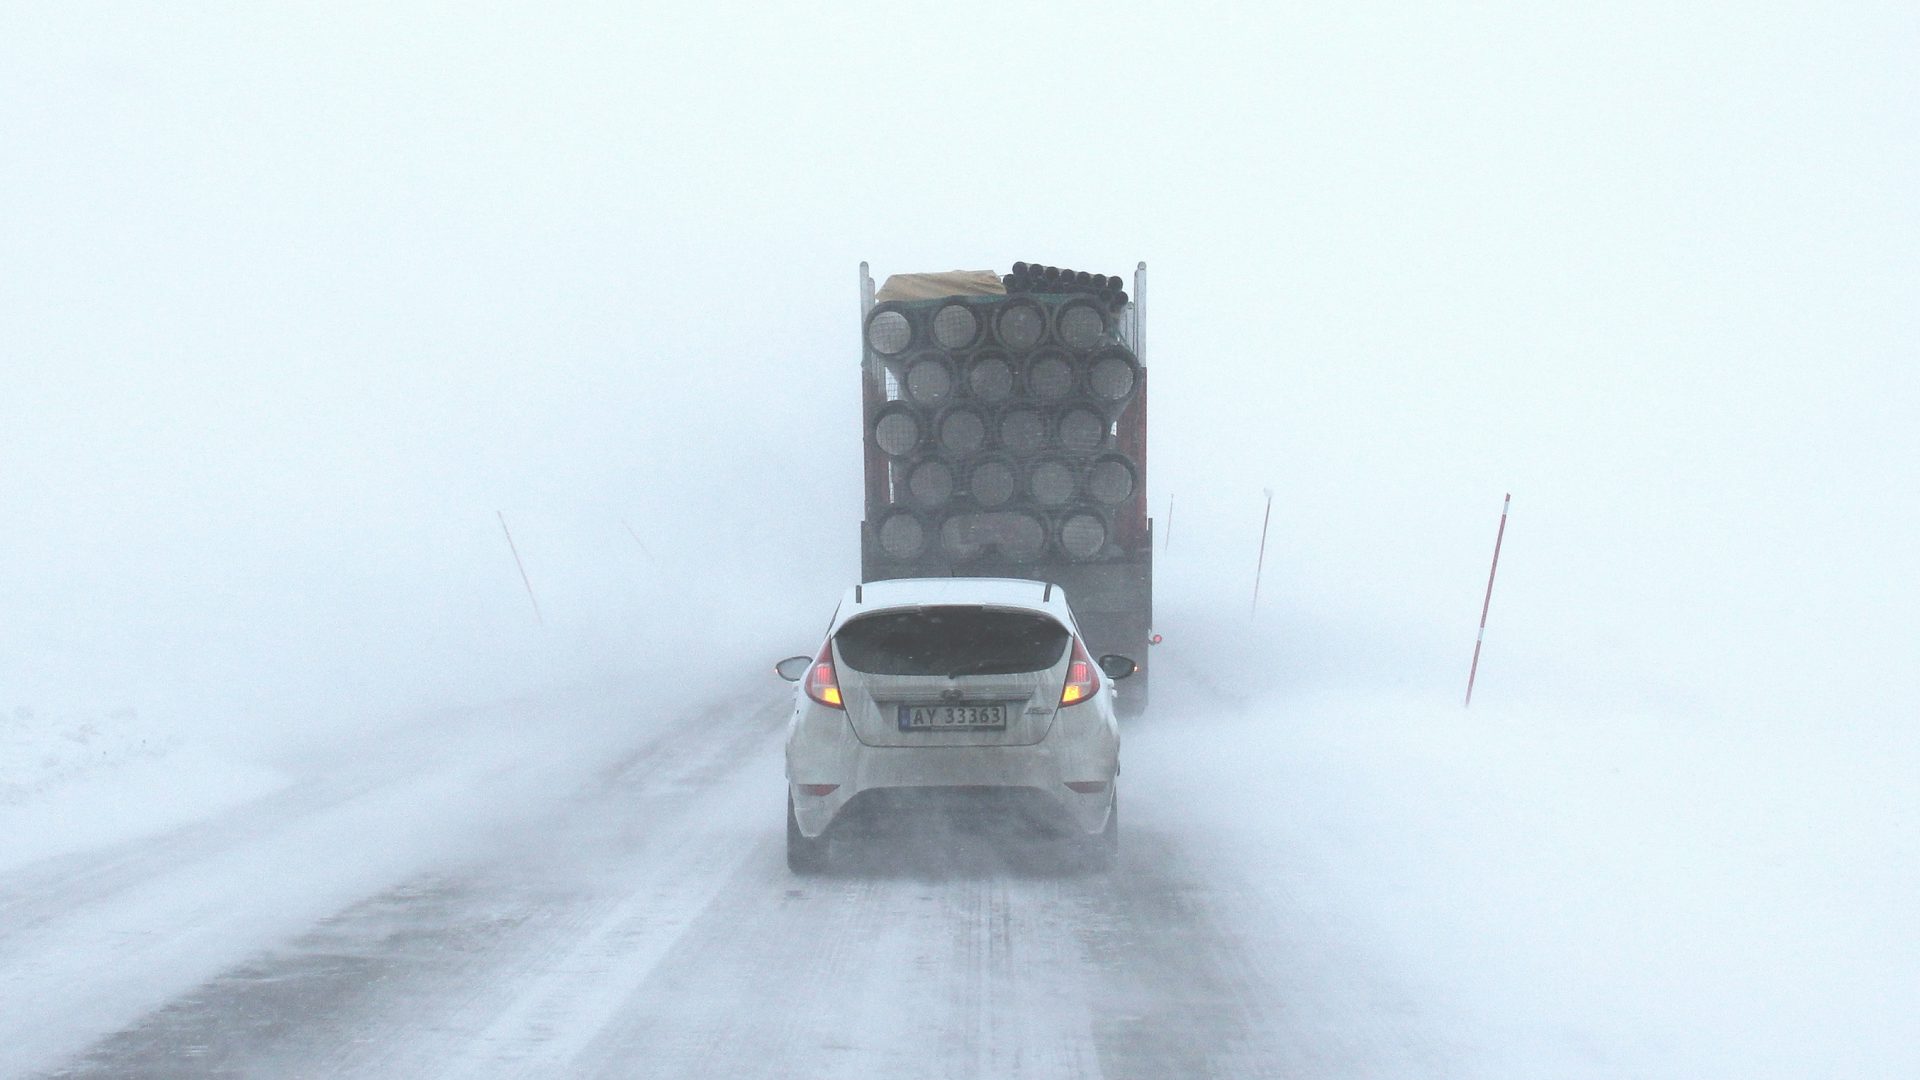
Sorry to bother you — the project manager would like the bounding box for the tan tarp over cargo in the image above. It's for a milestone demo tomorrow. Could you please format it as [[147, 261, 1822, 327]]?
[[874, 270, 1007, 302]]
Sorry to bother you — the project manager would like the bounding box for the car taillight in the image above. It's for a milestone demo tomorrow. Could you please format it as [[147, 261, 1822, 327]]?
[[805, 640, 844, 709], [1060, 636, 1100, 706]]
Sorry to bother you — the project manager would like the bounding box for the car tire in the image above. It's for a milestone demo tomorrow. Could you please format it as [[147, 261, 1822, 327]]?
[[1083, 789, 1119, 872], [787, 793, 830, 875]]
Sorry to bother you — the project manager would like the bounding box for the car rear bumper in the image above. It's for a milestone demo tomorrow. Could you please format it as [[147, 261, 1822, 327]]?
[[815, 785, 1107, 841], [787, 729, 1117, 839]]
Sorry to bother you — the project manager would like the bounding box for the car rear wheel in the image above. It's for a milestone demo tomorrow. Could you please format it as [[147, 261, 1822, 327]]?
[[1083, 790, 1119, 872], [787, 793, 830, 875]]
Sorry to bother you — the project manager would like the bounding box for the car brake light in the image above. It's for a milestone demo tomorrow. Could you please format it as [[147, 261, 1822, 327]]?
[[1059, 636, 1100, 706], [805, 640, 844, 709]]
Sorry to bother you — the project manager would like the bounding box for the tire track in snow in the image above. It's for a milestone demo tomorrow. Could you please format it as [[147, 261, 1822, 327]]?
[[25, 640, 1458, 1078], [27, 686, 782, 1079]]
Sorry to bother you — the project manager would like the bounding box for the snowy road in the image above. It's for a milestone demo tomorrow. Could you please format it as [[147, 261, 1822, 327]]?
[[8, 628, 1917, 1079], [0, 651, 1448, 1080]]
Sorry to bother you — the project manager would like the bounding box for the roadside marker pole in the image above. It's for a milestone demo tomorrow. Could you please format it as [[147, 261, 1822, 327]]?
[[1251, 488, 1273, 618], [497, 510, 544, 626], [1464, 493, 1511, 708]]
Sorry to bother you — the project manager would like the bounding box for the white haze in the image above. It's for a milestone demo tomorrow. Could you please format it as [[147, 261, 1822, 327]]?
[[3, 3, 1916, 1074]]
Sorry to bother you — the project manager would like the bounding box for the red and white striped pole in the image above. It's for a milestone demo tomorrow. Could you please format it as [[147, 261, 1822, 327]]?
[[1463, 493, 1510, 708]]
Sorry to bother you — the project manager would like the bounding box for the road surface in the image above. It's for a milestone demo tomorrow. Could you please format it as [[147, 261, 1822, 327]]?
[[1, 649, 1448, 1079]]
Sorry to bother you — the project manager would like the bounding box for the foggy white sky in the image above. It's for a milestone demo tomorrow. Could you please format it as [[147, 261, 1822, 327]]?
[[3, 4, 1915, 735]]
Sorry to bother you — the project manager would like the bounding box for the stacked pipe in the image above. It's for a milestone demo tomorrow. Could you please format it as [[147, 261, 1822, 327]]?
[[1001, 261, 1129, 313], [862, 283, 1144, 569]]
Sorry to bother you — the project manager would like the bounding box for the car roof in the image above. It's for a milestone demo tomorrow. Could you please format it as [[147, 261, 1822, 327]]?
[[832, 577, 1071, 628]]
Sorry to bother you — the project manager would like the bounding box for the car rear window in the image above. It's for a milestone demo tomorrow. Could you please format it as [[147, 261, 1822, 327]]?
[[834, 606, 1070, 676]]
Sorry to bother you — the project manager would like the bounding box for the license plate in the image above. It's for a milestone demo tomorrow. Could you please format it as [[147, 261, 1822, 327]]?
[[897, 703, 1009, 731]]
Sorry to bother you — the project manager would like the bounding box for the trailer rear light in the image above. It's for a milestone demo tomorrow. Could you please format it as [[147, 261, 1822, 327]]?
[[805, 641, 844, 709], [1064, 781, 1109, 794], [797, 783, 840, 796], [1060, 636, 1101, 706]]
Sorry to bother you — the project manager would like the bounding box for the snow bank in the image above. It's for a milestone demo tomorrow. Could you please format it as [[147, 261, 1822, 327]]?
[[0, 704, 172, 801], [1133, 610, 1919, 1080], [0, 704, 286, 874]]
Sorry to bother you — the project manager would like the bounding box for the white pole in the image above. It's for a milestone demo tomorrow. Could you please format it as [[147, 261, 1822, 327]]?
[[1251, 489, 1273, 618], [1464, 493, 1511, 708], [497, 511, 543, 625]]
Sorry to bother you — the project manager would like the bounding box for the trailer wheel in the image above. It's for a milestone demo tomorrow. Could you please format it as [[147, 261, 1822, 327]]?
[[1116, 668, 1149, 718]]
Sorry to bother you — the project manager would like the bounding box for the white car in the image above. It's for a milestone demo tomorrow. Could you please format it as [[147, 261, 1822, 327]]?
[[775, 577, 1136, 874]]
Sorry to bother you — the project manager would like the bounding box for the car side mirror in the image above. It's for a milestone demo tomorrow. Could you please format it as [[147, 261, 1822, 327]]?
[[1097, 654, 1137, 680], [773, 656, 811, 682]]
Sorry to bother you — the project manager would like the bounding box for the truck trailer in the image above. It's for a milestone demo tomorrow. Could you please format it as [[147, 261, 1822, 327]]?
[[855, 261, 1154, 716]]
